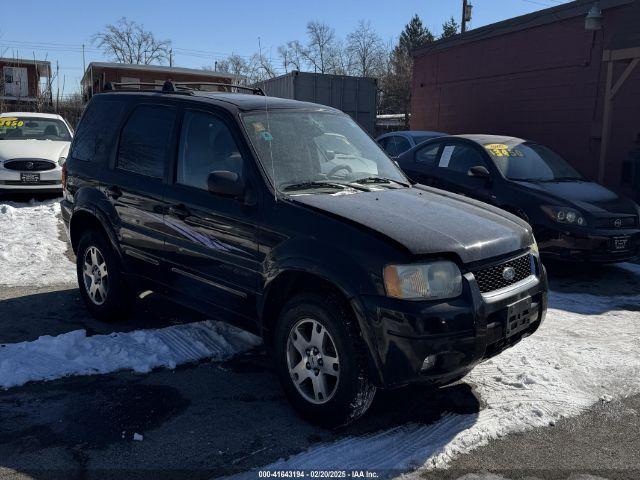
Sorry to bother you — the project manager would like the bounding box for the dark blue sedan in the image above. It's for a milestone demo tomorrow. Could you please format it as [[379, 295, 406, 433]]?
[[376, 130, 447, 157]]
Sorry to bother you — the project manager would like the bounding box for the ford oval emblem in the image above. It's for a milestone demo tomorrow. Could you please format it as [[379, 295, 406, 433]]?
[[502, 266, 516, 282], [26, 161, 34, 170], [614, 219, 622, 228]]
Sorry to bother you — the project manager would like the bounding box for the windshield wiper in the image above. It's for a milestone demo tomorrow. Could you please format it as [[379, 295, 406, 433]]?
[[351, 176, 409, 187], [280, 181, 349, 192]]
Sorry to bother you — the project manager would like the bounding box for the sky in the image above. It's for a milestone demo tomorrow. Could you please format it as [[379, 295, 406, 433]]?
[[0, 0, 571, 96]]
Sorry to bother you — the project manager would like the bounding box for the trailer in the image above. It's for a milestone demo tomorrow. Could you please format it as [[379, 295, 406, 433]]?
[[255, 71, 378, 135]]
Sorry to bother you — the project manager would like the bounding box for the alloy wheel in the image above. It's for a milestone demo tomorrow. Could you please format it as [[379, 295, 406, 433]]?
[[82, 246, 109, 305], [286, 318, 340, 404]]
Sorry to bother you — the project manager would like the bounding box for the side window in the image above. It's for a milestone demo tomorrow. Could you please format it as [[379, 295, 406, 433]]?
[[386, 136, 411, 156], [438, 143, 486, 174], [415, 143, 441, 166], [116, 104, 176, 178], [70, 99, 126, 163], [177, 110, 244, 190]]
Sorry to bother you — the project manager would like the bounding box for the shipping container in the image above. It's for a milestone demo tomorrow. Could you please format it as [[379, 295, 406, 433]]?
[[255, 71, 378, 134]]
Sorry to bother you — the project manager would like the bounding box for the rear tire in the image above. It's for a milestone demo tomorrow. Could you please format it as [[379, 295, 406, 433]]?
[[274, 291, 376, 428], [76, 229, 133, 322]]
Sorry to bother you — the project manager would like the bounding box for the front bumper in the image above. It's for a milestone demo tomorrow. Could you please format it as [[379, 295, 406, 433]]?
[[356, 263, 548, 389], [0, 166, 62, 191], [537, 226, 640, 263]]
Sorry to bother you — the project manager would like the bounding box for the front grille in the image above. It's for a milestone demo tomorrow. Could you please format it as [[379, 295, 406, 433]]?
[[3, 159, 56, 171], [593, 216, 637, 229], [473, 253, 534, 294]]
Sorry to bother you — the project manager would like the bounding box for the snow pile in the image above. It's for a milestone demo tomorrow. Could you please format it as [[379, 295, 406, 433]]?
[[233, 272, 640, 478], [0, 320, 261, 389], [0, 200, 76, 287]]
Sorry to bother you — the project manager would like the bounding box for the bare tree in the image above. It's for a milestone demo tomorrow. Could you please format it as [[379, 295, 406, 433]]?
[[346, 20, 386, 77], [278, 40, 304, 73], [301, 21, 337, 73], [93, 17, 171, 65], [211, 54, 250, 79]]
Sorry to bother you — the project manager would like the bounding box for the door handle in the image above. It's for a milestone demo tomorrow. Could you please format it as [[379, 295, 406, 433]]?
[[105, 185, 122, 200], [168, 204, 191, 219]]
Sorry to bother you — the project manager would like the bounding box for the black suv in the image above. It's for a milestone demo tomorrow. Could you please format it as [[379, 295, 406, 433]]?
[[61, 84, 548, 426]]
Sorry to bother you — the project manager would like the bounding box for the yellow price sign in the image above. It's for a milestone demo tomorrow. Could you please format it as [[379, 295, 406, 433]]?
[[484, 144, 523, 157], [0, 117, 25, 128]]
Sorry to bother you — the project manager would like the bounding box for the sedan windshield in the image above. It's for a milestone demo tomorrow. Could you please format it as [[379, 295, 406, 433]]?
[[0, 117, 72, 141], [485, 140, 583, 182], [242, 111, 408, 193]]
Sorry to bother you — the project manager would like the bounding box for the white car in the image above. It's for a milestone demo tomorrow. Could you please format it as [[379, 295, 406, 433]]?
[[0, 112, 73, 193]]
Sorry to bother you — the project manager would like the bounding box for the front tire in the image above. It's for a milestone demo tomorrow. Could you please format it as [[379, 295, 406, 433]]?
[[76, 229, 132, 322], [274, 292, 376, 428]]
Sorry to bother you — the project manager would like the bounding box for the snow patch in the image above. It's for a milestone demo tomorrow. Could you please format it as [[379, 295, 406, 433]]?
[[0, 320, 261, 389], [0, 199, 75, 287], [232, 268, 640, 479]]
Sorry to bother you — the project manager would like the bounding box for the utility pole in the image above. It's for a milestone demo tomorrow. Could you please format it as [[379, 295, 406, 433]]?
[[169, 49, 173, 67], [461, 0, 473, 33], [82, 44, 86, 73]]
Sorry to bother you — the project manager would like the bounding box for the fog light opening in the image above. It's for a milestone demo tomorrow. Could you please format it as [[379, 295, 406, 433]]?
[[421, 355, 437, 372]]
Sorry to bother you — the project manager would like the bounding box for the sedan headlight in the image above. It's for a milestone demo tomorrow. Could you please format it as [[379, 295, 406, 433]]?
[[383, 261, 462, 300], [541, 206, 586, 226]]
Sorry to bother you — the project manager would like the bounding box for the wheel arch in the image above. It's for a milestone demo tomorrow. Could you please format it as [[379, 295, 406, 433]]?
[[69, 208, 122, 261]]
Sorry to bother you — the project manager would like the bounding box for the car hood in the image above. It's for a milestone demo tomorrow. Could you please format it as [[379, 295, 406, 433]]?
[[0, 140, 70, 162], [515, 180, 638, 215], [292, 186, 533, 263]]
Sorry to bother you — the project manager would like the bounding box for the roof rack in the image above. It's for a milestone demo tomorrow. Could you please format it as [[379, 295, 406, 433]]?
[[103, 80, 265, 96]]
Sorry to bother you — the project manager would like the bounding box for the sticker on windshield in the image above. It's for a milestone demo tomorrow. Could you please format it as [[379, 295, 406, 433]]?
[[253, 122, 266, 133], [484, 144, 523, 157], [0, 117, 25, 128], [260, 131, 273, 141]]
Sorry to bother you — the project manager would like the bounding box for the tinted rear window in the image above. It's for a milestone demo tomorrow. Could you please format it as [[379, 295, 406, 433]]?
[[116, 104, 176, 178], [70, 99, 126, 163]]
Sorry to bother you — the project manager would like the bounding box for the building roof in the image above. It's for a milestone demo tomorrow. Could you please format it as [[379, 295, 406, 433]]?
[[412, 0, 635, 57], [81, 62, 241, 85], [0, 57, 51, 76]]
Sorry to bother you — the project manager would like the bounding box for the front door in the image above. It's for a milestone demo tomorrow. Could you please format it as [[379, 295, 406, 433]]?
[[162, 107, 261, 327]]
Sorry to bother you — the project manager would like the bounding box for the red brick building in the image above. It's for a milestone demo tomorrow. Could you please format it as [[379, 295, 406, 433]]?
[[411, 0, 640, 196], [0, 57, 51, 103], [81, 62, 240, 99]]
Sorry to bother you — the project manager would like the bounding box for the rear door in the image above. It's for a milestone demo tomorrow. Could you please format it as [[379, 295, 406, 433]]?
[[398, 141, 443, 186], [162, 106, 261, 326], [106, 101, 177, 278]]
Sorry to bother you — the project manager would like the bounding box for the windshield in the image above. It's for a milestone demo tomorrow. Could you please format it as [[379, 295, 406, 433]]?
[[0, 116, 72, 141], [484, 140, 583, 181], [242, 111, 408, 193]]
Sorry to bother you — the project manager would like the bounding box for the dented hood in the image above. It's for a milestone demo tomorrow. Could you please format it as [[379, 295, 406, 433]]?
[[292, 185, 533, 264]]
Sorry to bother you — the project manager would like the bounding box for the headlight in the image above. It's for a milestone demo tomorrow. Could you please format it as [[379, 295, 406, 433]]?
[[541, 206, 586, 226], [383, 261, 462, 300], [58, 156, 66, 167]]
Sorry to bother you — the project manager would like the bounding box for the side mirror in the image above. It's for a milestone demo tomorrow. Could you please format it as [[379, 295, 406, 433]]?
[[207, 171, 244, 199], [468, 165, 491, 179], [325, 151, 336, 161]]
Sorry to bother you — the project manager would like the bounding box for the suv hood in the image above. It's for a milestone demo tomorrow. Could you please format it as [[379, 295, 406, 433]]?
[[292, 186, 533, 263], [515, 180, 638, 215], [0, 139, 70, 162]]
